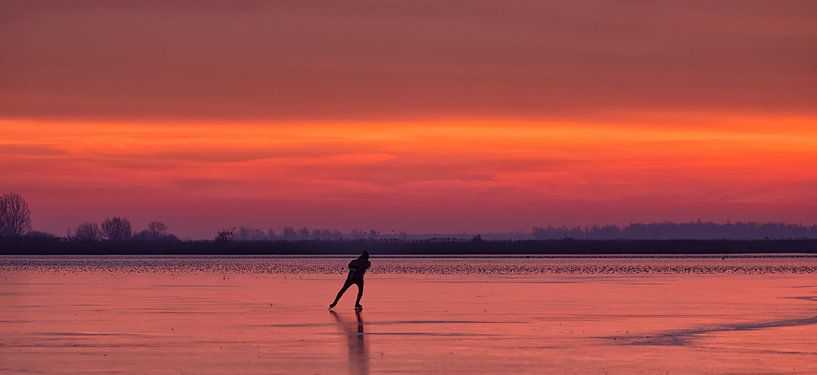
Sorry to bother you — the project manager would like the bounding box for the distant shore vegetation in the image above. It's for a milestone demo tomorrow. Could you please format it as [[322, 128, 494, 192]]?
[[2, 193, 817, 255]]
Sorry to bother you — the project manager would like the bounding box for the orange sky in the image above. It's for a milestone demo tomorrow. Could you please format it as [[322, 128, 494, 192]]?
[[2, 2, 816, 237], [3, 115, 817, 237]]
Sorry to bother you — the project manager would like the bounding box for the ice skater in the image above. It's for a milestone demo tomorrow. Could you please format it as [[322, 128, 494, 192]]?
[[329, 251, 371, 311]]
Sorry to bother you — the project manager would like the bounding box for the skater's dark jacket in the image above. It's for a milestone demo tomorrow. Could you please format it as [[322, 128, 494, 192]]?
[[347, 257, 371, 280]]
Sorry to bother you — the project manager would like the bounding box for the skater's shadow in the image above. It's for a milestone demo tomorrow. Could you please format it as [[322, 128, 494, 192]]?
[[331, 310, 370, 375]]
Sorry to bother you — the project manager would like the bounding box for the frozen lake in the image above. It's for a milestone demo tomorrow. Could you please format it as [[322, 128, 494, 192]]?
[[2, 255, 817, 374]]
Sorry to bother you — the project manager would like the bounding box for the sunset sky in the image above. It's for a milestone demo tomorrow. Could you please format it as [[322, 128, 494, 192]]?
[[2, 1, 816, 238]]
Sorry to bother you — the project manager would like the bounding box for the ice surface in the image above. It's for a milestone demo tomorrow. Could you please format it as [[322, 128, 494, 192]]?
[[2, 255, 816, 374]]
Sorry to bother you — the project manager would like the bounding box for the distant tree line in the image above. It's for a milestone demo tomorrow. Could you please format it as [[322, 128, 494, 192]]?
[[4, 192, 817, 243], [220, 226, 385, 242], [0, 192, 394, 242], [0, 192, 179, 242], [2, 192, 817, 255], [71, 217, 178, 242], [532, 221, 817, 240]]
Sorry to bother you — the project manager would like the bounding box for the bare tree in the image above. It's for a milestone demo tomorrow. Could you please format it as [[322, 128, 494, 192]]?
[[134, 221, 176, 241], [215, 227, 236, 242], [282, 227, 298, 241], [147, 221, 168, 237], [298, 227, 311, 240], [0, 193, 32, 237], [101, 217, 132, 241], [74, 222, 101, 241], [238, 226, 249, 241], [248, 227, 266, 241]]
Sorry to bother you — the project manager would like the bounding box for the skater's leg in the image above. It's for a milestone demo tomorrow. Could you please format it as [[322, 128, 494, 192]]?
[[354, 280, 364, 307], [330, 279, 354, 308]]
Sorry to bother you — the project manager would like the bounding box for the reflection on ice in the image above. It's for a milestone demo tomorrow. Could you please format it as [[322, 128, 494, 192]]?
[[331, 311, 369, 375]]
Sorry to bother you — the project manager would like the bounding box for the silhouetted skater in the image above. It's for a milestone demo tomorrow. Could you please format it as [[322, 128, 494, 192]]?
[[329, 251, 371, 311]]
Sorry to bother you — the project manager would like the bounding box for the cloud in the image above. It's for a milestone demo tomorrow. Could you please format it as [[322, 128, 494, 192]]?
[[0, 144, 67, 155]]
